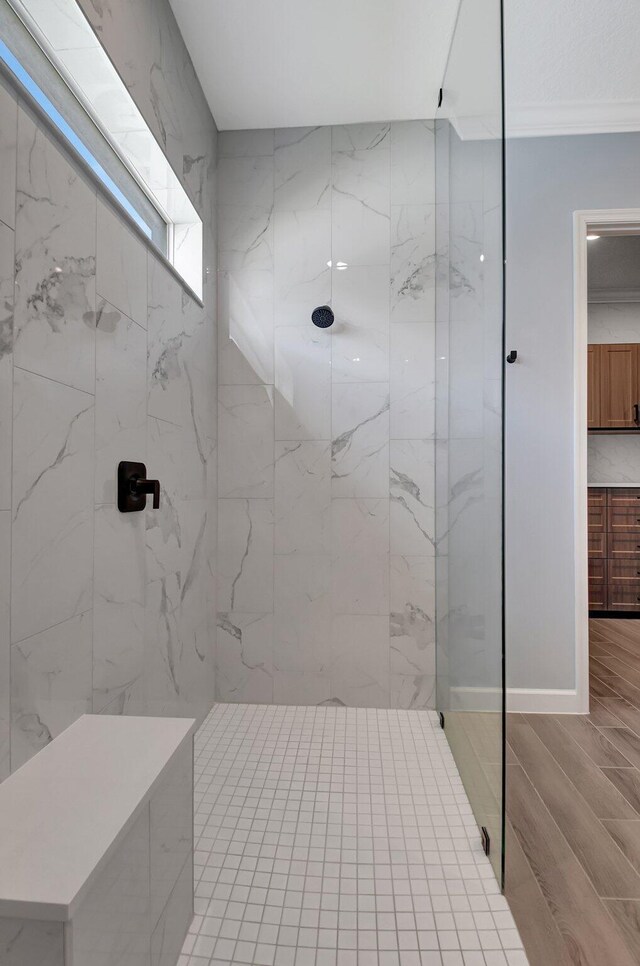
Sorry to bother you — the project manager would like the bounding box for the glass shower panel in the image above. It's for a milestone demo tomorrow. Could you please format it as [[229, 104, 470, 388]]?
[[435, 0, 505, 883]]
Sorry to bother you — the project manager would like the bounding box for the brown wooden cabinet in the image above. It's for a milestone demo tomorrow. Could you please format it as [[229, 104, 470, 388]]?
[[588, 487, 640, 612], [588, 343, 640, 429]]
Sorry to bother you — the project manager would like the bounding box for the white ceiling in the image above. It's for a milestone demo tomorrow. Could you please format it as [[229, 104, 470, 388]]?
[[168, 0, 460, 131], [169, 0, 640, 137], [505, 0, 640, 136]]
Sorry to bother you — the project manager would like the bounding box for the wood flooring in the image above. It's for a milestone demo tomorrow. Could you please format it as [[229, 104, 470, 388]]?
[[506, 619, 640, 966]]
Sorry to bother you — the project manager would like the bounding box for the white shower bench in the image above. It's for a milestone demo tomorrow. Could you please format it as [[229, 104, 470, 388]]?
[[0, 714, 195, 966]]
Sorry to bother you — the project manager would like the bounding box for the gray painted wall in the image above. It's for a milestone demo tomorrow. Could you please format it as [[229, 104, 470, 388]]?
[[506, 132, 640, 692]]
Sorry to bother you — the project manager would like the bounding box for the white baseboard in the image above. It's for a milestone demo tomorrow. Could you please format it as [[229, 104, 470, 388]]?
[[448, 686, 586, 714], [506, 688, 585, 714]]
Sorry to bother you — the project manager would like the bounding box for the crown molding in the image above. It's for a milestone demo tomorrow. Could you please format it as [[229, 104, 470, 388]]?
[[507, 99, 640, 139], [588, 287, 640, 303]]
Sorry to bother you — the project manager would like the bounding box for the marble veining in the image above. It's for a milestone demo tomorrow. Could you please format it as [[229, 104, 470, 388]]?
[[217, 121, 436, 709], [14, 111, 96, 395], [1, 0, 218, 772]]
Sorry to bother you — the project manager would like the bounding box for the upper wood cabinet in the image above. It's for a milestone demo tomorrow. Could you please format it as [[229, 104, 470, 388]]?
[[588, 343, 640, 429]]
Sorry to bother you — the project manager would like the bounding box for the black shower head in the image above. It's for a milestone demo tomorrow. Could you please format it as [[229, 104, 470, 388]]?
[[311, 305, 334, 328]]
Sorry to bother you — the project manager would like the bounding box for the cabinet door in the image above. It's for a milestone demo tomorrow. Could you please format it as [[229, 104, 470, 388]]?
[[599, 343, 640, 428], [587, 344, 601, 428]]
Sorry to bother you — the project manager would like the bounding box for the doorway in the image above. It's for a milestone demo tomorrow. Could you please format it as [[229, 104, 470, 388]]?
[[575, 210, 640, 709]]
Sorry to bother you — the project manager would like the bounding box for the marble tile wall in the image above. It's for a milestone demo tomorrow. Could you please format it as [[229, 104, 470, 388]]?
[[216, 121, 436, 708], [0, 0, 217, 779]]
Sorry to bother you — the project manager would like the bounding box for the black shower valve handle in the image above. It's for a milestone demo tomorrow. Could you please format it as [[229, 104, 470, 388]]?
[[117, 461, 160, 512], [131, 475, 160, 509]]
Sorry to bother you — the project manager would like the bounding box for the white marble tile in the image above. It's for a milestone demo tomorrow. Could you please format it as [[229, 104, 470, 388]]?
[[331, 265, 390, 383], [218, 270, 274, 386], [218, 499, 273, 612], [0, 919, 64, 966], [331, 498, 389, 615], [179, 297, 213, 502], [14, 109, 96, 394], [93, 504, 145, 714], [0, 220, 13, 510], [218, 129, 274, 158], [274, 441, 331, 555], [390, 439, 435, 556], [390, 322, 435, 439], [144, 573, 186, 717], [71, 807, 151, 966], [0, 511, 9, 781], [588, 302, 640, 343], [96, 198, 148, 327], [95, 299, 147, 503], [218, 156, 274, 208], [177, 503, 213, 713], [218, 206, 273, 273], [331, 383, 389, 498], [216, 613, 273, 703], [449, 317, 484, 439], [274, 554, 331, 673], [446, 438, 485, 559], [390, 205, 436, 322], [390, 555, 435, 677], [146, 416, 183, 581], [588, 434, 640, 486], [275, 327, 331, 440], [331, 615, 389, 707], [273, 671, 331, 706], [0, 82, 17, 230], [332, 123, 390, 153], [11, 368, 93, 644], [10, 611, 92, 770], [274, 127, 331, 210], [389, 673, 435, 710], [449, 201, 483, 321], [332, 148, 390, 267], [147, 255, 186, 426], [274, 209, 331, 318], [151, 856, 192, 966], [390, 120, 435, 205], [218, 384, 274, 497], [150, 744, 192, 927]]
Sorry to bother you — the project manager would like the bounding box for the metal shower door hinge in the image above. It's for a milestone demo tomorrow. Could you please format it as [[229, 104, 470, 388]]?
[[481, 826, 490, 856]]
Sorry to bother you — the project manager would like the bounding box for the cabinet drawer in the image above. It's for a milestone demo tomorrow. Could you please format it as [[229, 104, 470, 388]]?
[[608, 507, 640, 532], [609, 559, 640, 582], [609, 488, 640, 505], [608, 532, 640, 557], [589, 506, 606, 532], [589, 583, 607, 609], [608, 585, 640, 611], [588, 488, 607, 507], [589, 559, 606, 580], [588, 532, 606, 558]]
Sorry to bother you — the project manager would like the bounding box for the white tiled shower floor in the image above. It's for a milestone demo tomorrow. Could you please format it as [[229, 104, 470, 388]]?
[[179, 704, 528, 966]]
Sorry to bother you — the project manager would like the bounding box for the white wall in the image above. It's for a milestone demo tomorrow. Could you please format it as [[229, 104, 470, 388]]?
[[506, 132, 640, 695], [215, 121, 437, 708]]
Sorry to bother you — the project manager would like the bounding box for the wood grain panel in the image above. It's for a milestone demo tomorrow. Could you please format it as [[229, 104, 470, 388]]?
[[523, 714, 639, 820], [555, 714, 632, 767], [598, 343, 639, 429], [587, 344, 601, 429], [507, 763, 639, 966], [602, 772, 640, 816], [504, 818, 575, 966], [508, 719, 640, 896]]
